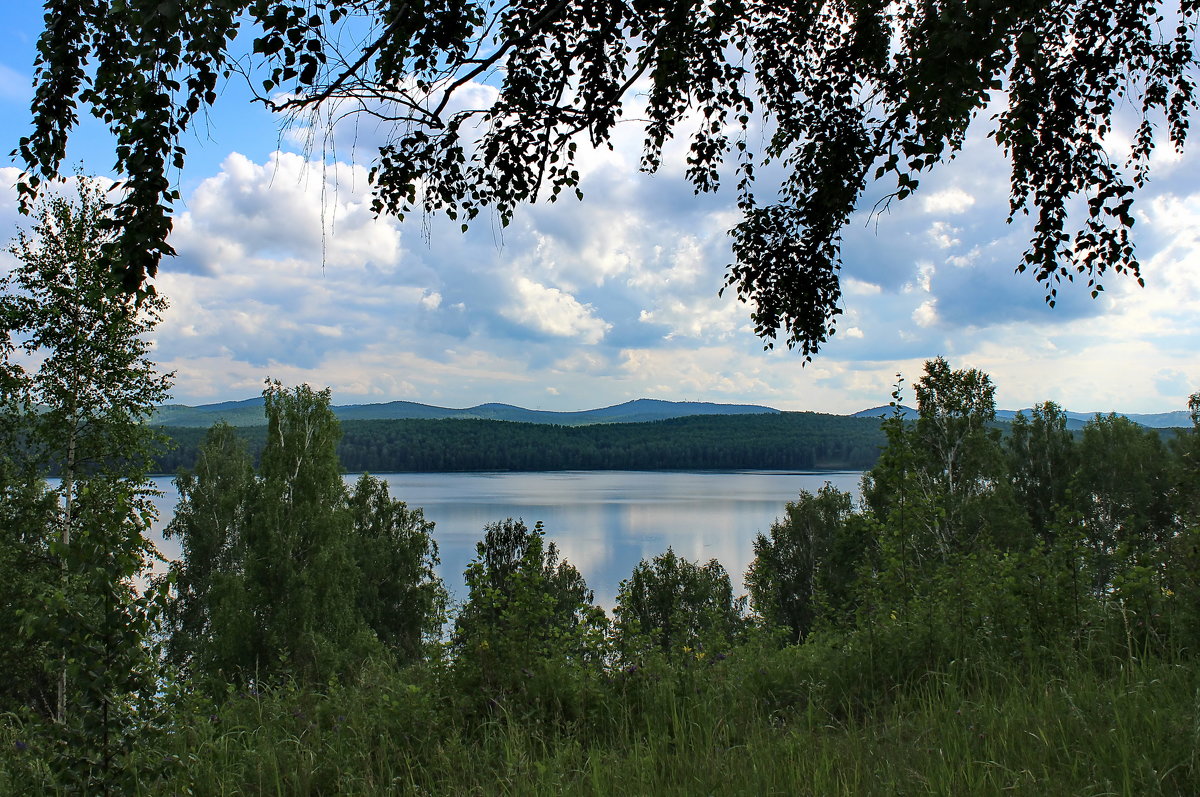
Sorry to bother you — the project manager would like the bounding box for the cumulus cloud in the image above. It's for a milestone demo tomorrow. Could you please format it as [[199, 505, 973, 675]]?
[[922, 187, 976, 215], [173, 152, 401, 275], [3, 74, 1196, 417], [912, 300, 939, 328], [503, 277, 611, 343]]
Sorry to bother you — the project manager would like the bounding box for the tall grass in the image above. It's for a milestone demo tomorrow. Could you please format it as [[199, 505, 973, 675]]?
[[5, 645, 1195, 795]]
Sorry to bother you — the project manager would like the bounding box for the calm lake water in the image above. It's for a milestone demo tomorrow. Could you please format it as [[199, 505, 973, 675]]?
[[144, 470, 864, 608]]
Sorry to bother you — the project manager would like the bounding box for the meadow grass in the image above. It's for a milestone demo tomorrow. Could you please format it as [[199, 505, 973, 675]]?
[[5, 646, 1193, 795]]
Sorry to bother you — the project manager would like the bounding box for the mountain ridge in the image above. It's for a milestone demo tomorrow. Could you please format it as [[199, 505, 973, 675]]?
[[153, 397, 1194, 429], [151, 397, 783, 428], [851, 404, 1192, 430]]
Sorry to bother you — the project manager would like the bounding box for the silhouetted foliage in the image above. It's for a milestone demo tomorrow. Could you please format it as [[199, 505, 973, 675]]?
[[21, 1, 1198, 353]]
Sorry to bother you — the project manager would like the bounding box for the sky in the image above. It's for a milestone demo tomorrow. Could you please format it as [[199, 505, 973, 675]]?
[[0, 8, 1197, 415]]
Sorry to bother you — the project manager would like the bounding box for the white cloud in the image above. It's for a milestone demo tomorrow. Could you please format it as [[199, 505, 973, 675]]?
[[504, 277, 611, 343], [843, 278, 883, 296], [638, 296, 742, 341], [922, 187, 976, 215], [928, 221, 961, 249], [912, 300, 939, 328], [173, 152, 401, 275]]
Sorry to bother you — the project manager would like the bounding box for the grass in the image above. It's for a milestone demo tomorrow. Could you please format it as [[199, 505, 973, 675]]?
[[5, 647, 1195, 795]]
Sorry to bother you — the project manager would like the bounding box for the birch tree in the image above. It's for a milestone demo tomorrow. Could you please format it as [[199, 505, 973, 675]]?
[[0, 179, 172, 792]]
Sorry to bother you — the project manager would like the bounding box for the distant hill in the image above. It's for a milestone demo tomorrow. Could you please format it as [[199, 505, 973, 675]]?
[[152, 397, 782, 428], [152, 397, 267, 427], [153, 395, 1193, 431], [993, 409, 1089, 431], [851, 405, 1192, 430], [850, 405, 918, 420], [1070, 410, 1192, 429], [994, 408, 1192, 430], [152, 412, 885, 475]]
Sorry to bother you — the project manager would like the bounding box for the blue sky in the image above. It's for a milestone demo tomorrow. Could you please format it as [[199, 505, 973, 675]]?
[[1, 8, 1197, 414]]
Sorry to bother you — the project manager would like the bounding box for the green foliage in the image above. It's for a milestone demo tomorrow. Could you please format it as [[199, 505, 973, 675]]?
[[1072, 413, 1172, 596], [161, 422, 258, 685], [613, 548, 743, 662], [0, 179, 172, 792], [0, 455, 57, 714], [5, 357, 1200, 793], [249, 382, 373, 682], [1172, 392, 1200, 527], [164, 383, 446, 688], [452, 519, 607, 714], [1006, 401, 1077, 543], [348, 473, 446, 663], [24, 1, 1198, 354], [834, 360, 1199, 671], [1164, 397, 1200, 649], [909, 357, 1013, 553], [5, 644, 1199, 795], [746, 484, 861, 643], [863, 360, 1026, 593]]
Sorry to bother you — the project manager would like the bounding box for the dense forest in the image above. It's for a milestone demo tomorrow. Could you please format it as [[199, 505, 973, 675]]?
[[151, 412, 887, 474]]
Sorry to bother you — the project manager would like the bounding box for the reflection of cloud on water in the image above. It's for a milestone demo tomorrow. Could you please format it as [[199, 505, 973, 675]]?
[[134, 470, 864, 611], [619, 500, 778, 597]]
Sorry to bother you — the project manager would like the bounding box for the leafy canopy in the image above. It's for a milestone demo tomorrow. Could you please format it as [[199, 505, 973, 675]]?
[[18, 0, 1200, 356]]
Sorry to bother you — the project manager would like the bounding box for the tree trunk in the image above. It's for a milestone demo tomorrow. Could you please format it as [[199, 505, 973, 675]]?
[[57, 388, 79, 723]]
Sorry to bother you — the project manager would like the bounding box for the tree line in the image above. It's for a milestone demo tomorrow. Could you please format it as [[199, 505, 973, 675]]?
[[151, 412, 886, 475], [126, 362, 1200, 699]]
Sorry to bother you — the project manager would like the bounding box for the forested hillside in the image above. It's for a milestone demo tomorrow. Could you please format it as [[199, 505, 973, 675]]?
[[151, 412, 886, 474]]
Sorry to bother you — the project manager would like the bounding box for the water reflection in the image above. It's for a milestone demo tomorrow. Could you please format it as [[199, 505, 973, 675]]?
[[142, 470, 864, 609]]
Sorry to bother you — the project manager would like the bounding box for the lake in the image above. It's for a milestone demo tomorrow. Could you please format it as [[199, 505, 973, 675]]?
[[144, 470, 864, 608]]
